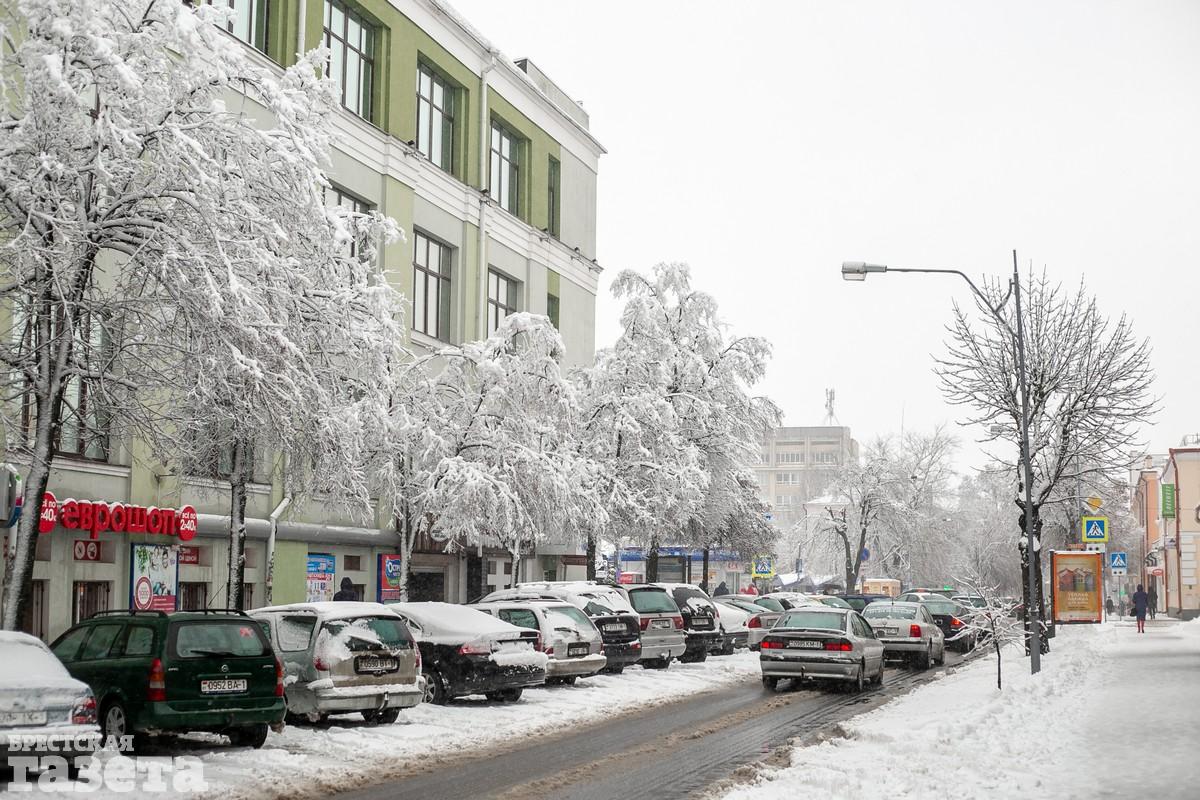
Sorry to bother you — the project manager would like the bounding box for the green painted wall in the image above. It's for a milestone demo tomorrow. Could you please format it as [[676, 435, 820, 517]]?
[[272, 539, 310, 604]]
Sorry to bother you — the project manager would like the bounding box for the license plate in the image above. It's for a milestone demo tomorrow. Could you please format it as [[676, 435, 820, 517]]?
[[356, 657, 398, 674], [692, 618, 714, 630], [883, 628, 898, 636], [567, 644, 590, 657], [200, 679, 247, 694], [651, 619, 671, 630], [602, 624, 626, 633], [0, 710, 47, 727], [787, 640, 821, 649]]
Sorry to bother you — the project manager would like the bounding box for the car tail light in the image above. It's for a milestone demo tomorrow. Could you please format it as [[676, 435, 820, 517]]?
[[274, 659, 285, 698], [72, 693, 97, 725], [747, 616, 762, 629], [458, 638, 493, 656], [535, 634, 546, 653], [314, 655, 330, 671], [823, 640, 853, 652], [760, 639, 783, 650], [909, 624, 922, 638], [413, 646, 422, 671], [671, 615, 685, 630], [631, 640, 641, 649], [639, 617, 650, 632], [950, 617, 964, 629], [147, 658, 166, 702]]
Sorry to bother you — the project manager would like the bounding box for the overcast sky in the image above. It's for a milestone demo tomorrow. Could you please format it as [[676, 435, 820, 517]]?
[[454, 0, 1200, 473]]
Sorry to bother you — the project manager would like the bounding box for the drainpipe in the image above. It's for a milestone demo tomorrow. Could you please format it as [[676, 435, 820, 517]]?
[[265, 495, 292, 605], [295, 0, 308, 61], [477, 52, 496, 336]]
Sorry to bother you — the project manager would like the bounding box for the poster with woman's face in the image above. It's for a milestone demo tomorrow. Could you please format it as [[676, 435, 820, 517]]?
[[131, 543, 179, 611]]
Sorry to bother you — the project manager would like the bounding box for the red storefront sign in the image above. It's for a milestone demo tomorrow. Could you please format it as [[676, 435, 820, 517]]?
[[178, 546, 200, 565], [38, 491, 197, 542]]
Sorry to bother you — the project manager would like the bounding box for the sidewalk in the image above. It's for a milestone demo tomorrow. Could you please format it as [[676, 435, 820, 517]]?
[[719, 619, 1200, 800]]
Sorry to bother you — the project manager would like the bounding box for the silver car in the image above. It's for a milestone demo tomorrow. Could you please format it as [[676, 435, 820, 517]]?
[[714, 596, 780, 650], [861, 600, 945, 669], [471, 601, 606, 684], [251, 602, 422, 724], [615, 584, 687, 669], [759, 607, 886, 692]]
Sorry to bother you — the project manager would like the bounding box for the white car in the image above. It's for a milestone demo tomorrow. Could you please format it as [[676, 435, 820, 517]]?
[[1, 631, 101, 768], [711, 600, 751, 654], [471, 600, 607, 684]]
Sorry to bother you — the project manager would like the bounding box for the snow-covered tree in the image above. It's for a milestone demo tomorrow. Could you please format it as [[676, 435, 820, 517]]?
[[0, 0, 412, 623], [935, 271, 1155, 646], [605, 263, 779, 582], [815, 456, 907, 592]]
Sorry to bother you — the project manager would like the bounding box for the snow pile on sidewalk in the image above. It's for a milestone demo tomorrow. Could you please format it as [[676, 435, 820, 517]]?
[[721, 620, 1200, 800], [185, 652, 759, 800]]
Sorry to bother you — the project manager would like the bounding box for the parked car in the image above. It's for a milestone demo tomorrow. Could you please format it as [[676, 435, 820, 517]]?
[[386, 602, 546, 703], [861, 601, 945, 669], [837, 593, 891, 611], [250, 602, 422, 724], [898, 594, 977, 652], [480, 582, 642, 673], [714, 596, 779, 650], [471, 600, 606, 684], [952, 595, 989, 609], [813, 595, 853, 609], [613, 584, 687, 669], [655, 583, 723, 662], [1, 631, 100, 768], [709, 600, 750, 654], [760, 591, 823, 610], [49, 609, 284, 748], [759, 606, 885, 693]]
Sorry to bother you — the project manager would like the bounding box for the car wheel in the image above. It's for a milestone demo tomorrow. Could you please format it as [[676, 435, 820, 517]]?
[[872, 662, 884, 685], [936, 644, 946, 665], [643, 657, 670, 670], [500, 688, 523, 703], [421, 669, 447, 705], [762, 675, 779, 691], [229, 723, 269, 749], [605, 665, 625, 675], [851, 663, 866, 693], [101, 699, 131, 740], [680, 650, 708, 664], [916, 645, 931, 671], [563, 676, 578, 686], [362, 708, 401, 725]]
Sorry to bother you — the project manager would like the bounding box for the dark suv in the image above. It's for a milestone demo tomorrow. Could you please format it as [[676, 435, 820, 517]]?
[[50, 610, 286, 748]]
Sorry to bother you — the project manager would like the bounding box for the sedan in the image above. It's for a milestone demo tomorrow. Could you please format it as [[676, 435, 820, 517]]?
[[759, 607, 885, 693], [1, 631, 101, 769], [714, 597, 781, 650], [900, 595, 977, 652], [861, 601, 945, 669]]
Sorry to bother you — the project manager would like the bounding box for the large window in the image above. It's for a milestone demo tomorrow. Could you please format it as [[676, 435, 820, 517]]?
[[546, 291, 560, 329], [412, 232, 452, 341], [204, 0, 268, 53], [487, 270, 519, 335], [489, 122, 520, 214], [324, 185, 371, 259], [324, 0, 376, 121], [776, 451, 804, 465], [547, 157, 560, 237], [416, 64, 454, 172]]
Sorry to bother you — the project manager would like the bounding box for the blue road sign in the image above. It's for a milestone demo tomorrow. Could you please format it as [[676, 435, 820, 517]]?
[[1109, 552, 1128, 570], [1082, 516, 1109, 543]]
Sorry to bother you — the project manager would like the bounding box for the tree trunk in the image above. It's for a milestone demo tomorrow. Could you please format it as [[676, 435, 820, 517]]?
[[1, 442, 54, 631], [226, 439, 249, 611], [646, 536, 659, 583], [586, 533, 596, 581], [701, 547, 711, 593]]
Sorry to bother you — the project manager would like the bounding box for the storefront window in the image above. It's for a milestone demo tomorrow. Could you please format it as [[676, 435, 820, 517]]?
[[72, 581, 111, 624]]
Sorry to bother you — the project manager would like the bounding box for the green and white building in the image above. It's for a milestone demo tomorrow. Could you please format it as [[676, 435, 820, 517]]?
[[6, 0, 604, 640]]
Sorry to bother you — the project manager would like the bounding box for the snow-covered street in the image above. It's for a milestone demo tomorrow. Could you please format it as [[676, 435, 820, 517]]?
[[719, 619, 1200, 800], [97, 653, 761, 800]]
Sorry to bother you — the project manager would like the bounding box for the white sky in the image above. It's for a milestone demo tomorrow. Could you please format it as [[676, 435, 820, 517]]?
[[453, 0, 1200, 472]]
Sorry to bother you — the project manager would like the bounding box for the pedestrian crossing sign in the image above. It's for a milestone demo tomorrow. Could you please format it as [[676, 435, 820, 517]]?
[[1109, 552, 1127, 570], [1082, 516, 1109, 543]]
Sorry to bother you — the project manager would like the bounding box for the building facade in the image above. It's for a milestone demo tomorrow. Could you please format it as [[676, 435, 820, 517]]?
[[1159, 449, 1199, 619], [754, 426, 860, 528], [3, 0, 603, 640]]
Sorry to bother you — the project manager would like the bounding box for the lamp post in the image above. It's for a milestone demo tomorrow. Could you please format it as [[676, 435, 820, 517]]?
[[840, 251, 1043, 674]]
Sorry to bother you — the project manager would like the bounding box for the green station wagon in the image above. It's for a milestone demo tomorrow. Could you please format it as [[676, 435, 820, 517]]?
[[49, 610, 286, 748]]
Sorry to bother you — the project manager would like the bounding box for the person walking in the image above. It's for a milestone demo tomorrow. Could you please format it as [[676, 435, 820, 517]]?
[[1147, 584, 1158, 620], [1105, 596, 1115, 616], [1132, 583, 1149, 634], [332, 577, 358, 602], [713, 581, 729, 596]]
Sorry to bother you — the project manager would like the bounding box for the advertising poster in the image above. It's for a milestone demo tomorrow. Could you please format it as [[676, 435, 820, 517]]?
[[306, 553, 336, 602], [1051, 551, 1103, 624], [377, 554, 405, 602], [130, 543, 178, 611]]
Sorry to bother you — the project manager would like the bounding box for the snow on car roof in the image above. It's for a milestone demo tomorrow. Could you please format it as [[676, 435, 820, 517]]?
[[386, 601, 526, 638], [0, 631, 82, 687], [251, 602, 402, 620]]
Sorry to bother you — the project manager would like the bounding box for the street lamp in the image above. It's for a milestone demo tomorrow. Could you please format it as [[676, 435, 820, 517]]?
[[840, 251, 1044, 674]]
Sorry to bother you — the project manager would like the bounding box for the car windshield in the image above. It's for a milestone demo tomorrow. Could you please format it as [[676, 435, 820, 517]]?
[[545, 606, 592, 632], [863, 606, 917, 620], [754, 597, 786, 612], [498, 609, 541, 630], [924, 601, 964, 616], [777, 611, 846, 631], [172, 620, 269, 658], [819, 596, 852, 608], [954, 596, 988, 608], [628, 588, 678, 614], [321, 617, 412, 653]]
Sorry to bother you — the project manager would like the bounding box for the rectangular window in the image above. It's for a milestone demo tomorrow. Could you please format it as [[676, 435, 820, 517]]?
[[324, 0, 376, 121], [72, 582, 111, 625], [324, 185, 371, 259], [180, 582, 209, 611], [487, 270, 519, 335], [546, 291, 560, 329], [205, 0, 268, 53], [489, 122, 520, 214], [547, 157, 560, 237], [412, 232, 452, 341], [776, 452, 804, 465], [416, 64, 454, 172], [344, 555, 362, 571]]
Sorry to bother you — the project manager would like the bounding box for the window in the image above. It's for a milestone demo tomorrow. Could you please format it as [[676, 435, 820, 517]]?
[[416, 64, 454, 172], [497, 609, 539, 630], [72, 582, 110, 624], [171, 620, 268, 658], [344, 555, 362, 572], [78, 625, 123, 661], [50, 626, 90, 662], [546, 291, 560, 329], [814, 451, 837, 465], [487, 270, 518, 335], [489, 122, 520, 213], [547, 157, 560, 237], [205, 1, 268, 53], [323, 0, 376, 120], [180, 582, 209, 611], [278, 615, 318, 651], [776, 452, 804, 465], [325, 185, 371, 259], [413, 232, 452, 340], [120, 626, 157, 657], [776, 472, 801, 485]]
